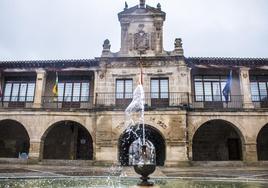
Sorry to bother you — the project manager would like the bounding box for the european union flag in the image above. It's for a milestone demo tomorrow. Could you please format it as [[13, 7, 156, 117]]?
[[222, 70, 233, 102]]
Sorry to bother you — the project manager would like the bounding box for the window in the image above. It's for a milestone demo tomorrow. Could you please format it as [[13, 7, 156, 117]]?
[[116, 79, 133, 99], [150, 78, 169, 107], [3, 81, 35, 102], [250, 76, 268, 102], [194, 76, 228, 102], [58, 82, 90, 102], [151, 78, 169, 99]]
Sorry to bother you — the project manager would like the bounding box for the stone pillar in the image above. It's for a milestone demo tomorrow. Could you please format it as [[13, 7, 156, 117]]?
[[120, 22, 130, 54], [239, 67, 254, 109], [95, 115, 117, 165], [165, 142, 188, 167], [29, 139, 41, 161], [95, 145, 117, 165], [165, 113, 189, 166], [154, 21, 163, 54], [33, 69, 46, 108], [0, 72, 2, 105], [178, 63, 192, 105], [244, 142, 258, 163]]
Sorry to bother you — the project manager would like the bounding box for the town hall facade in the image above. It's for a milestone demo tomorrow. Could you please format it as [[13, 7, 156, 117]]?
[[0, 0, 267, 166]]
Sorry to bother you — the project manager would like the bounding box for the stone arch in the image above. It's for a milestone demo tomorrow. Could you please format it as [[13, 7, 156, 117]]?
[[41, 120, 93, 160], [118, 124, 166, 166], [192, 119, 244, 161], [0, 119, 30, 158], [257, 124, 268, 161]]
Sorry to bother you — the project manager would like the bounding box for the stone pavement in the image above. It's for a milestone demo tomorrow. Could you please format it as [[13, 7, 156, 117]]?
[[0, 164, 267, 181]]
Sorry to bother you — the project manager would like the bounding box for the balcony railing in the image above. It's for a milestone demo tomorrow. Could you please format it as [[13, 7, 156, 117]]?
[[0, 96, 34, 108], [95, 92, 189, 108], [252, 95, 268, 109], [191, 95, 243, 110], [2, 94, 268, 111], [42, 96, 94, 109]]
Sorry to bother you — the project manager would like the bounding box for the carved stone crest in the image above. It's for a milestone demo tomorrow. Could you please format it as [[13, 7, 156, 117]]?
[[243, 73, 248, 78], [134, 24, 149, 54]]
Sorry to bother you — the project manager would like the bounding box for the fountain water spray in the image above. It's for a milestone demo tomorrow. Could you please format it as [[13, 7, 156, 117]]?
[[124, 59, 156, 186]]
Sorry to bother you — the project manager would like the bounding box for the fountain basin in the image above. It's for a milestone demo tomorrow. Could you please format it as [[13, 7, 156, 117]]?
[[134, 164, 156, 186], [0, 177, 267, 188]]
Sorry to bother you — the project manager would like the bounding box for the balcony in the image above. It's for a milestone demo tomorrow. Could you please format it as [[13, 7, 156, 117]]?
[[42, 96, 94, 109], [191, 95, 243, 110], [252, 95, 268, 109], [0, 96, 34, 108], [95, 92, 189, 109], [1, 94, 266, 111]]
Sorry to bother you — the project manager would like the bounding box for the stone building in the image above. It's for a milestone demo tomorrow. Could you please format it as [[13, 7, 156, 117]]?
[[0, 0, 267, 166]]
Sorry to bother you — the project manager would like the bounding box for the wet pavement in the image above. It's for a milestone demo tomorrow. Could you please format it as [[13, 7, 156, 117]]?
[[0, 164, 267, 181]]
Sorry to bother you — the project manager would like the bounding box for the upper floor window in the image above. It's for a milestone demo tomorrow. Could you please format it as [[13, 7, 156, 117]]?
[[194, 76, 228, 102], [250, 76, 268, 101], [58, 76, 90, 102], [151, 78, 169, 99], [3, 77, 35, 102], [116, 79, 133, 99]]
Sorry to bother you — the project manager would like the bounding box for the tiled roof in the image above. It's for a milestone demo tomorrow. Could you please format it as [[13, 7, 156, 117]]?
[[186, 57, 268, 67], [0, 59, 99, 69]]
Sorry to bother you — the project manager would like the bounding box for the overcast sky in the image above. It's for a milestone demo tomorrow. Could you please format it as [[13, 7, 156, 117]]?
[[0, 0, 267, 61]]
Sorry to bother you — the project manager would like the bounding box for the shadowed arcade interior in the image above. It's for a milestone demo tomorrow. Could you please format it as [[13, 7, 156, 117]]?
[[0, 120, 30, 158], [257, 124, 268, 161], [119, 124, 166, 166], [42, 121, 93, 160], [193, 120, 243, 161]]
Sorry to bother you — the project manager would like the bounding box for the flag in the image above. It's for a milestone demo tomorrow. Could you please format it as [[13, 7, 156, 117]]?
[[52, 72, 58, 96], [222, 70, 232, 102]]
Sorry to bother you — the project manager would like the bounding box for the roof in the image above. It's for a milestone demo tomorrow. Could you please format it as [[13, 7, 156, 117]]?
[[186, 57, 268, 68], [0, 59, 99, 69]]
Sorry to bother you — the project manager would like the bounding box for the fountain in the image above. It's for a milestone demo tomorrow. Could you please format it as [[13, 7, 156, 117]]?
[[123, 61, 157, 187]]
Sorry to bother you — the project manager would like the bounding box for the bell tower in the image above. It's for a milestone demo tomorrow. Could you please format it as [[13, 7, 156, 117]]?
[[118, 0, 166, 56]]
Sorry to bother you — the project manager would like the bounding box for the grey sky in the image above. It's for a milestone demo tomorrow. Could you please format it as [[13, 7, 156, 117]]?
[[0, 0, 267, 61]]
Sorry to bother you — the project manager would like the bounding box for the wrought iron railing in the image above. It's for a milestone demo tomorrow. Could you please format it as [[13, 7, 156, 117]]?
[[0, 94, 260, 111], [0, 96, 34, 108], [95, 92, 189, 108], [252, 95, 268, 108], [191, 95, 243, 110], [42, 96, 94, 109]]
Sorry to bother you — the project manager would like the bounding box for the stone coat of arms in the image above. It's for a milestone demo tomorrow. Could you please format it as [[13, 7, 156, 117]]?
[[134, 24, 149, 54]]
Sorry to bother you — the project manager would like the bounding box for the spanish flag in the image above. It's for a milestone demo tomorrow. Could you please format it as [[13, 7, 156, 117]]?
[[52, 72, 58, 96]]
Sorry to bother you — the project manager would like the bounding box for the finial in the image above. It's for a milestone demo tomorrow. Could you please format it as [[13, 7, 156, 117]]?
[[125, 1, 128, 10], [157, 3, 161, 10], [140, 0, 145, 8], [103, 39, 111, 51], [174, 38, 184, 56], [102, 39, 111, 57]]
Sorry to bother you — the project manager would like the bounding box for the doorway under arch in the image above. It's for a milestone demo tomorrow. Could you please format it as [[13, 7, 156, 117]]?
[[192, 120, 243, 161], [118, 124, 166, 166], [42, 121, 93, 160], [0, 120, 30, 158], [257, 124, 268, 160]]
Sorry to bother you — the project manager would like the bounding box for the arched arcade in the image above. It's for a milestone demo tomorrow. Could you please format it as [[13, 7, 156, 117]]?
[[257, 124, 268, 161], [192, 120, 244, 161], [0, 119, 30, 158], [41, 120, 93, 160], [118, 124, 166, 166]]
